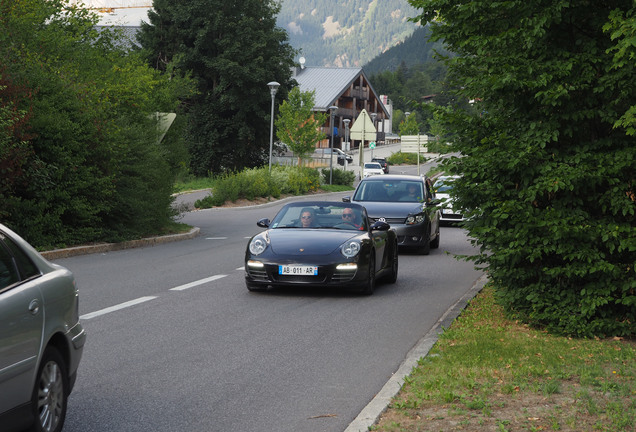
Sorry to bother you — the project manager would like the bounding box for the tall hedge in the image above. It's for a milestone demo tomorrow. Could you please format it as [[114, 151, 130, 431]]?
[[0, 0, 193, 248], [410, 0, 636, 336]]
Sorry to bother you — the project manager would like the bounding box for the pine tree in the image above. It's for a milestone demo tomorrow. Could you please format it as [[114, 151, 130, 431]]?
[[137, 0, 298, 175]]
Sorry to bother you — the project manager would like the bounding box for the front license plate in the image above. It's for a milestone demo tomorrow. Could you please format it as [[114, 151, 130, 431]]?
[[279, 265, 318, 275]]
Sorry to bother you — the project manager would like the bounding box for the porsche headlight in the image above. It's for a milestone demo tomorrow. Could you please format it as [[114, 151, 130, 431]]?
[[341, 240, 361, 258], [249, 232, 270, 255], [405, 213, 426, 225]]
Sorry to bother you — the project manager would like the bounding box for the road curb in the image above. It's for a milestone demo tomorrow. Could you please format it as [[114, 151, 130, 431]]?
[[40, 227, 201, 260], [344, 273, 488, 432]]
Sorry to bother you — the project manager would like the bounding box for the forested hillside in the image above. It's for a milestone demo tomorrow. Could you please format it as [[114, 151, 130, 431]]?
[[277, 0, 419, 67], [363, 25, 449, 75]]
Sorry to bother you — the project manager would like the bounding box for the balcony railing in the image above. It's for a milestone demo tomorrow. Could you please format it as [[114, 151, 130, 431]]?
[[351, 87, 369, 99]]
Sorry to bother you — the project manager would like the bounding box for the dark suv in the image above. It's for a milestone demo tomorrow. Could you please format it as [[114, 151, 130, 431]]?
[[371, 157, 389, 173], [343, 174, 441, 255]]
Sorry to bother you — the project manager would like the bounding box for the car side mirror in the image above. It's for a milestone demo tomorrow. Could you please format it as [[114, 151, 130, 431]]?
[[342, 196, 351, 203], [257, 218, 270, 228], [371, 221, 390, 231]]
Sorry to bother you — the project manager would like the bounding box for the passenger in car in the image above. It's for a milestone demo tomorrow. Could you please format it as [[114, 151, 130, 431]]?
[[399, 184, 421, 202], [300, 208, 317, 227]]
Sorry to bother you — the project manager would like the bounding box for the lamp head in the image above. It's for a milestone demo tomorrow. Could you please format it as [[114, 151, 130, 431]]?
[[267, 81, 280, 96]]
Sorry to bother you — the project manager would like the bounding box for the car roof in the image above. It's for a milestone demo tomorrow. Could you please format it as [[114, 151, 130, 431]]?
[[359, 174, 426, 181], [282, 200, 365, 209]]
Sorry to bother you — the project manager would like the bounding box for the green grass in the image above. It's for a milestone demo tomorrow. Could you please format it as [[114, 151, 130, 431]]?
[[173, 177, 216, 193], [372, 285, 636, 432]]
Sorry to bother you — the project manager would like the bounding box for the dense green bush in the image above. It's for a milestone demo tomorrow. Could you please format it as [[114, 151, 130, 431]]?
[[414, 0, 636, 336], [195, 166, 320, 208], [320, 167, 355, 186], [0, 0, 193, 249], [387, 152, 423, 165]]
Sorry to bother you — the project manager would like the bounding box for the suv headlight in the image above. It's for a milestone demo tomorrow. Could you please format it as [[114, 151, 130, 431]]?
[[405, 213, 426, 225], [341, 240, 361, 258], [249, 232, 270, 255]]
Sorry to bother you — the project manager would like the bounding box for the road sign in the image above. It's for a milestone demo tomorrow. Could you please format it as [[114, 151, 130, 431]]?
[[369, 142, 376, 149], [401, 135, 429, 153], [349, 109, 377, 141]]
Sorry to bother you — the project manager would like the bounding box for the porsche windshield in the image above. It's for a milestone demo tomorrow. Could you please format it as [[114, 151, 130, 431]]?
[[269, 203, 367, 230]]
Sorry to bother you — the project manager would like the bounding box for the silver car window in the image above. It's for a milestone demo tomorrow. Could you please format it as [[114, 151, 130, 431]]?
[[1, 234, 39, 281], [0, 242, 20, 290]]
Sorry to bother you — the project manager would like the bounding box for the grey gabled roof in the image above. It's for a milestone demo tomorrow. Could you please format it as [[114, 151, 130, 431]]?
[[294, 66, 365, 111]]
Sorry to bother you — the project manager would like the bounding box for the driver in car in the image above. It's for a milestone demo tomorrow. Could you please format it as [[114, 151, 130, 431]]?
[[341, 208, 364, 230]]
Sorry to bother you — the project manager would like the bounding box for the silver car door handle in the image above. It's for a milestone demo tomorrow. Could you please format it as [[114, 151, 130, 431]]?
[[28, 299, 40, 315]]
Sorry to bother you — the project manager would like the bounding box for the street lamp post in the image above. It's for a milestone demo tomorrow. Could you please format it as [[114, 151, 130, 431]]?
[[267, 81, 280, 172], [343, 118, 350, 171], [328, 105, 338, 185]]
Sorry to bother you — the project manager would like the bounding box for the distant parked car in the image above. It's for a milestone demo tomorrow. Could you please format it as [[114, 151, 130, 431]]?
[[433, 175, 465, 224], [363, 162, 385, 177], [371, 157, 389, 173], [314, 148, 354, 165], [0, 223, 86, 432]]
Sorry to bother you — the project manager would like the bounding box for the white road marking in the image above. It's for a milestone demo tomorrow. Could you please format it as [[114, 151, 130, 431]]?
[[169, 274, 227, 291], [81, 296, 157, 320], [81, 274, 230, 319], [206, 237, 228, 240], [236, 266, 245, 271]]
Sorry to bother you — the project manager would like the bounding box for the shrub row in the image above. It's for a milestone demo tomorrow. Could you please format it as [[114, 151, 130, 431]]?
[[195, 166, 321, 208], [320, 167, 356, 186]]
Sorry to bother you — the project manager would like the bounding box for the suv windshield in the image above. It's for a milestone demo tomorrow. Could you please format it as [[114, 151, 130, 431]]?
[[353, 180, 424, 202]]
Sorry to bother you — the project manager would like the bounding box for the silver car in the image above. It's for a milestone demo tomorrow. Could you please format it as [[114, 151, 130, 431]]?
[[0, 223, 86, 432], [433, 175, 465, 224], [344, 174, 441, 254]]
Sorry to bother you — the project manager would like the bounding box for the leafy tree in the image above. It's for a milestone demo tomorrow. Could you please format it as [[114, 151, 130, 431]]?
[[274, 88, 326, 165], [399, 113, 420, 136], [410, 0, 636, 336], [0, 85, 31, 220], [0, 0, 191, 248], [137, 0, 298, 176]]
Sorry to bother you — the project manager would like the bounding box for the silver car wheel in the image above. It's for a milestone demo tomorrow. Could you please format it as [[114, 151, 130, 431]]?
[[33, 348, 68, 432]]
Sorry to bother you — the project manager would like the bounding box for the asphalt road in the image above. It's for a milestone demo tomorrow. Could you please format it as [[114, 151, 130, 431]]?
[[53, 190, 483, 432]]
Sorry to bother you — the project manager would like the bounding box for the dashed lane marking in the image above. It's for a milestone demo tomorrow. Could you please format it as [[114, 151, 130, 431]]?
[[81, 274, 229, 319], [170, 274, 228, 291], [81, 296, 157, 320]]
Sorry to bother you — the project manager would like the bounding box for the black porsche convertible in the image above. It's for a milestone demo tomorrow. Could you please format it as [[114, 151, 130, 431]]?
[[244, 201, 398, 295]]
